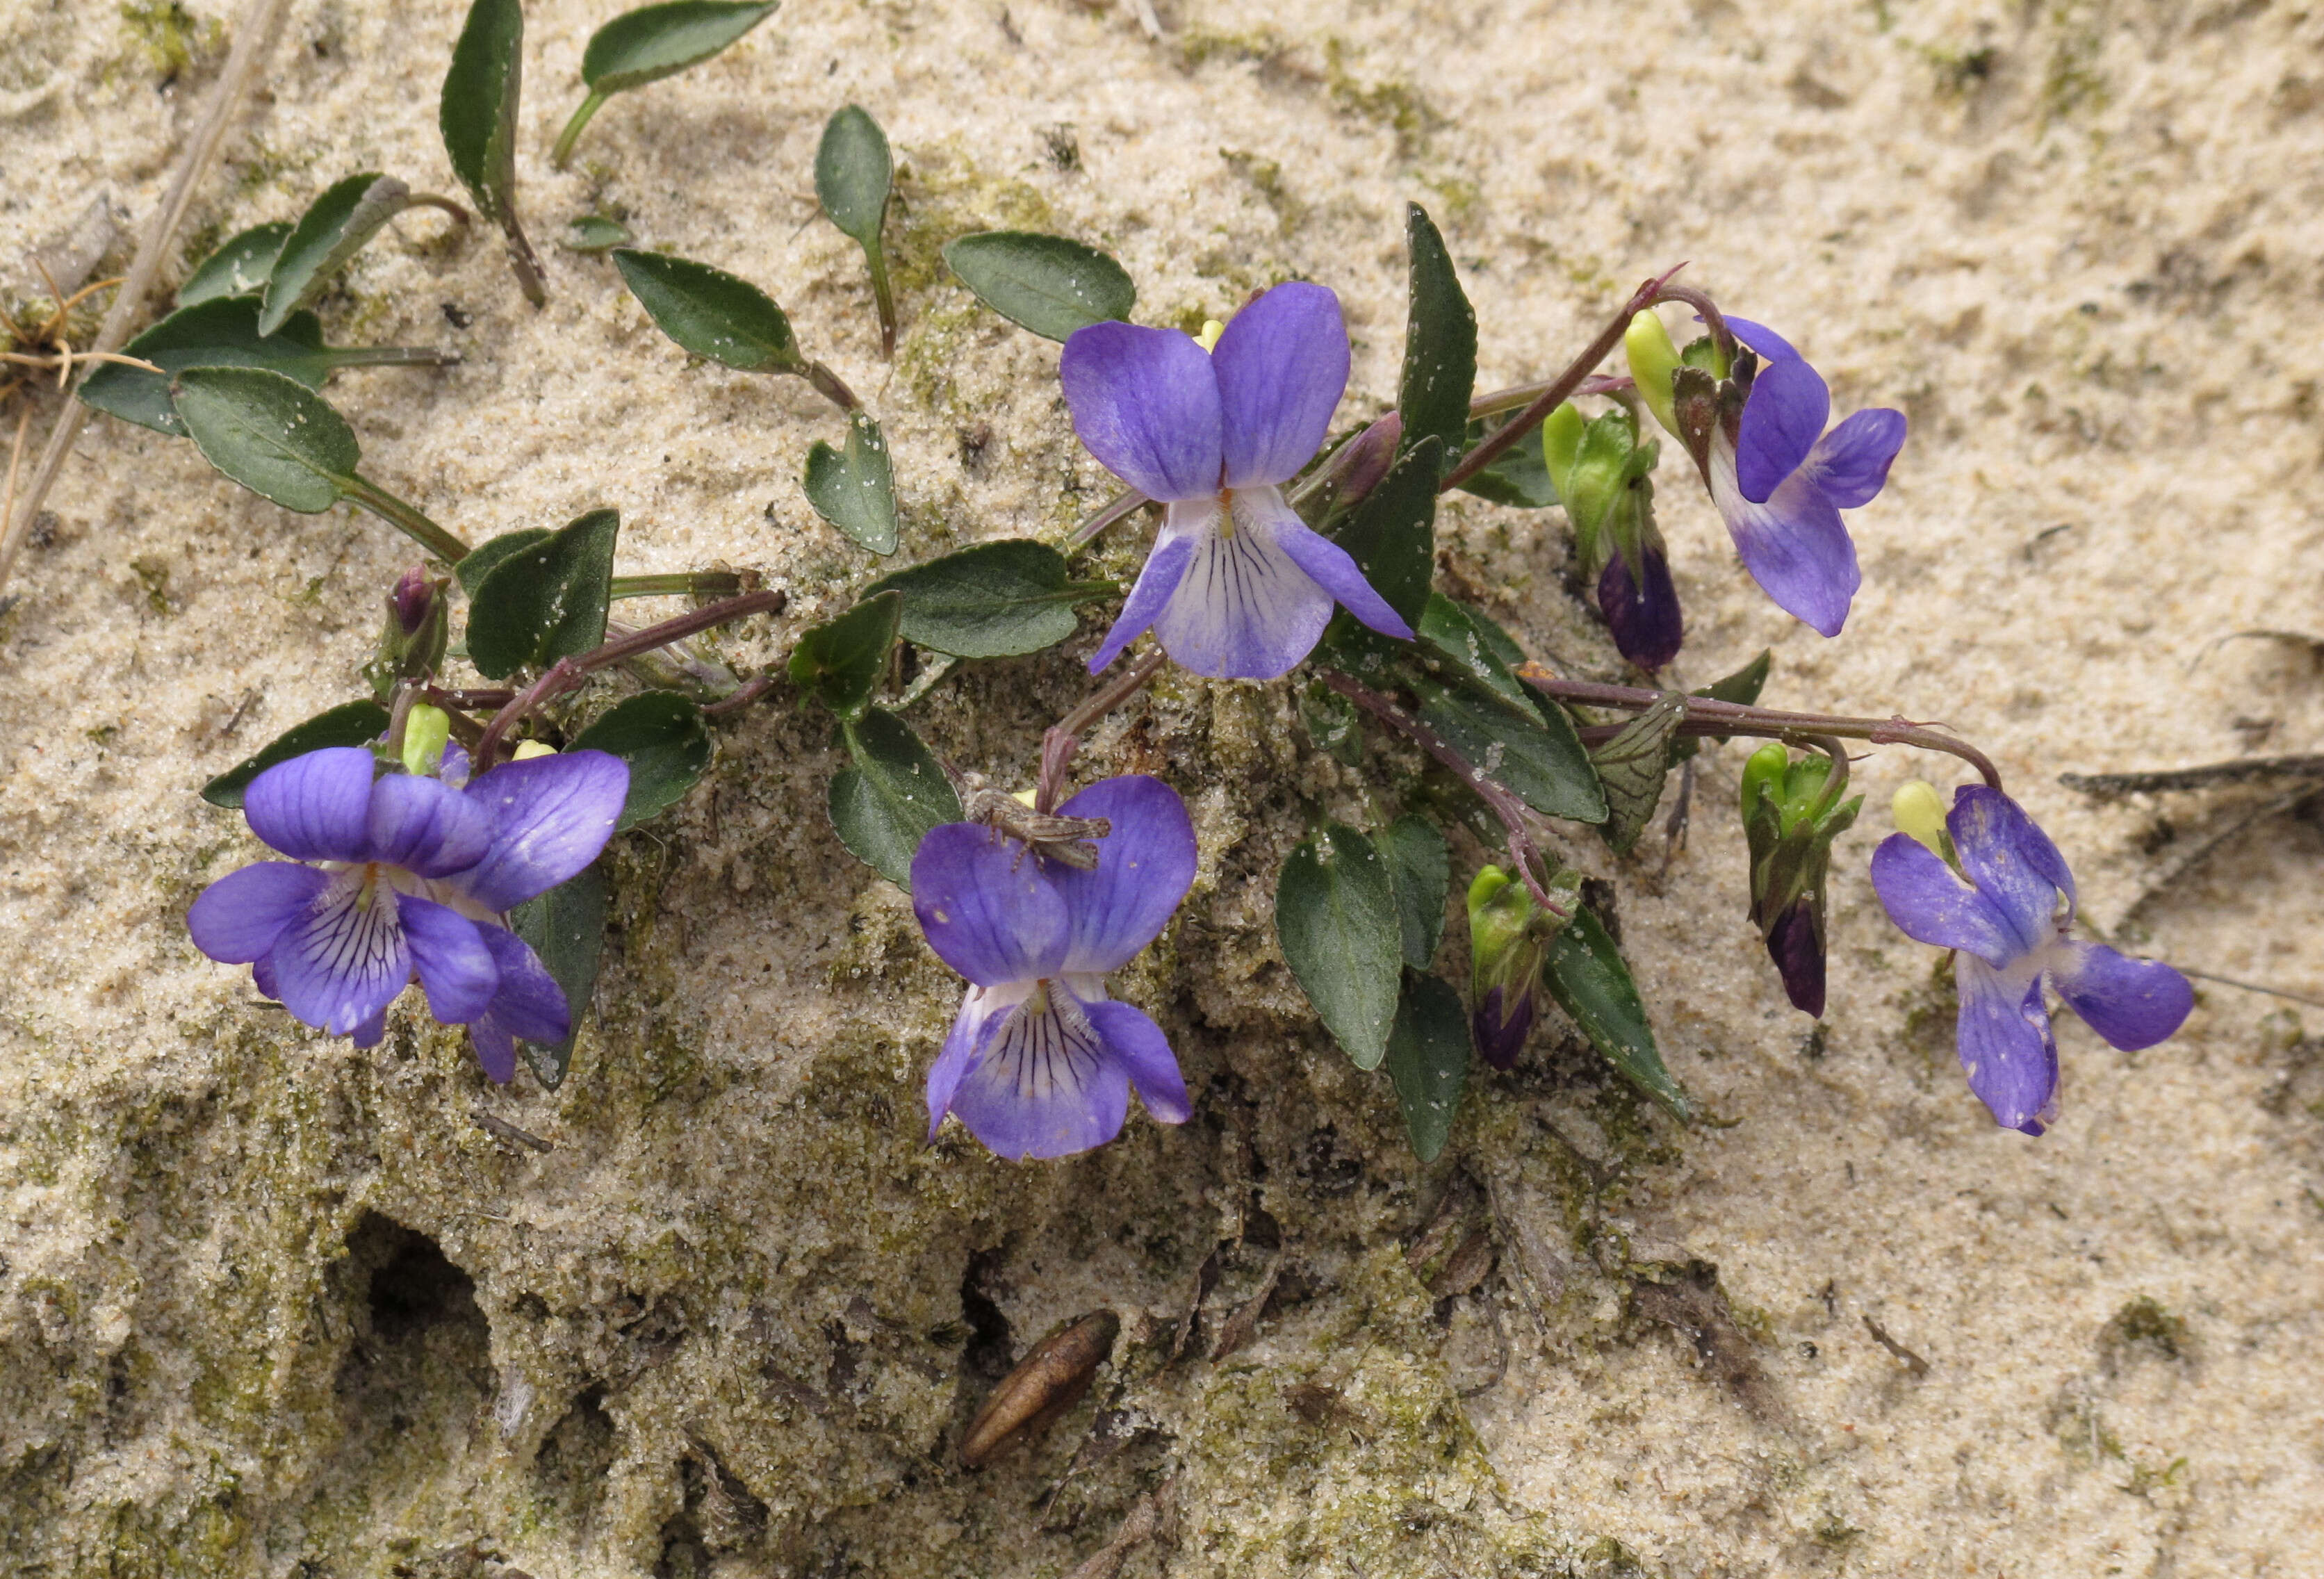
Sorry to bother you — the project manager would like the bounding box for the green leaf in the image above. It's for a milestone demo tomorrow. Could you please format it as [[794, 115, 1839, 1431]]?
[[801, 411, 897, 555], [440, 0, 543, 304], [582, 0, 778, 93], [570, 690, 712, 831], [941, 231, 1134, 342], [1276, 824, 1404, 1070], [1375, 814, 1450, 971], [260, 172, 416, 336], [787, 590, 899, 717], [562, 214, 634, 253], [1327, 434, 1439, 629], [466, 509, 623, 680], [866, 539, 1110, 658], [1453, 415, 1557, 507], [828, 707, 964, 889], [1591, 693, 1685, 856], [172, 366, 360, 513], [614, 248, 801, 373], [81, 297, 333, 435], [815, 103, 891, 249], [1543, 905, 1690, 1120], [1398, 203, 1476, 470], [1700, 648, 1771, 707], [1416, 594, 1533, 714], [1384, 974, 1469, 1163], [508, 862, 609, 1088], [1413, 674, 1607, 825], [179, 220, 291, 306], [199, 700, 389, 808], [452, 527, 553, 594]]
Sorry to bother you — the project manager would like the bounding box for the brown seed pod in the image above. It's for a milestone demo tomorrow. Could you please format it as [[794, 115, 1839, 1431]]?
[[959, 1309, 1120, 1469]]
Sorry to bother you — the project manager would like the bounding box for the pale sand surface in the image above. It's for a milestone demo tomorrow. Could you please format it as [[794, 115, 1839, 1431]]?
[[3, 0, 2323, 1574]]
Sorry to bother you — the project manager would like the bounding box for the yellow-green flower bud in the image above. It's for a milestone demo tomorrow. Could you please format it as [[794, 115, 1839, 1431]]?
[[1625, 309, 1681, 438], [401, 703, 452, 776], [1539, 400, 1584, 500], [1892, 780, 1950, 858]]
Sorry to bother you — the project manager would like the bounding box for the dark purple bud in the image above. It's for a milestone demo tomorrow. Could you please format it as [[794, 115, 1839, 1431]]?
[[1597, 546, 1684, 671], [391, 566, 435, 636], [1765, 898, 1826, 1018], [1471, 985, 1537, 1071]]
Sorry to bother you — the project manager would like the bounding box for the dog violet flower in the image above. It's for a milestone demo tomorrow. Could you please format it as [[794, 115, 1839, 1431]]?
[[1629, 311, 1906, 641], [1061, 282, 1414, 680], [188, 745, 628, 1081], [1705, 318, 1906, 638], [912, 776, 1196, 1159], [1868, 783, 2193, 1135]]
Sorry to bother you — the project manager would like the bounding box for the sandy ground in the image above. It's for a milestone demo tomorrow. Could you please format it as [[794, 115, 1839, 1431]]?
[[3, 0, 2323, 1574]]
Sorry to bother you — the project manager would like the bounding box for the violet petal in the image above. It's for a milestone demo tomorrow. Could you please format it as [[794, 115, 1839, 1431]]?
[[910, 824, 1070, 986], [1801, 408, 1906, 509], [1059, 321, 1224, 502], [243, 747, 377, 863], [1868, 833, 2020, 970], [398, 894, 502, 1024], [2051, 942, 2193, 1052], [457, 751, 628, 913], [1049, 776, 1197, 975], [1082, 992, 1190, 1124], [188, 861, 331, 964], [267, 871, 411, 1038], [1735, 354, 1831, 504], [1954, 954, 2059, 1136], [1086, 514, 1200, 674], [1211, 281, 1350, 488]]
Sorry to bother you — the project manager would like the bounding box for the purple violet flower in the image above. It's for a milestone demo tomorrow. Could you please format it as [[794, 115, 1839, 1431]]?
[[1709, 319, 1908, 639], [1061, 283, 1415, 680], [911, 776, 1197, 1159], [1868, 785, 2193, 1135], [187, 746, 629, 1081]]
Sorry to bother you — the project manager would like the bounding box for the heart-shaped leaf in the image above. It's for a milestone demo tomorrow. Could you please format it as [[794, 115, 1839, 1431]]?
[[801, 411, 897, 555], [571, 689, 712, 830], [1398, 203, 1476, 469], [815, 104, 896, 353], [173, 366, 361, 513], [467, 509, 623, 679], [509, 860, 609, 1088], [1277, 823, 1404, 1070], [81, 297, 333, 434], [441, 0, 544, 304], [562, 214, 634, 253], [787, 590, 899, 718], [1384, 974, 1470, 1163], [452, 527, 553, 595], [583, 0, 777, 92], [178, 220, 291, 306], [1375, 813, 1450, 972], [614, 248, 802, 373], [828, 706, 964, 889], [260, 173, 416, 335], [942, 231, 1134, 342], [199, 700, 390, 808], [555, 0, 778, 164], [1591, 692, 1685, 856], [866, 539, 1112, 657], [1544, 904, 1689, 1120], [1413, 673, 1607, 825]]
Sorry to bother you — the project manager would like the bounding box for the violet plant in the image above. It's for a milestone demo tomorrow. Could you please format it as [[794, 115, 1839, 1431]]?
[[104, 27, 2205, 1160]]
